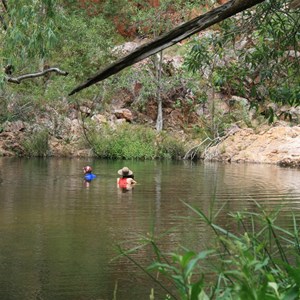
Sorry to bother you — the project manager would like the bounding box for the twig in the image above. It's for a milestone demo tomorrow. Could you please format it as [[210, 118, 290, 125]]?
[[183, 137, 211, 160], [6, 67, 68, 84], [203, 127, 240, 161]]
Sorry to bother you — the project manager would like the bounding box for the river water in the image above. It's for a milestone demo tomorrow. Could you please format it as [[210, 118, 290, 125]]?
[[0, 158, 300, 300]]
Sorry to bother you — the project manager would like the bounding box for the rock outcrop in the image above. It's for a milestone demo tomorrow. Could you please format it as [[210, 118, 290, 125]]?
[[204, 125, 300, 167]]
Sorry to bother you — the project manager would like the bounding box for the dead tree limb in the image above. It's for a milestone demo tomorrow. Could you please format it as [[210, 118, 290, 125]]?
[[69, 0, 265, 96], [7, 67, 69, 84]]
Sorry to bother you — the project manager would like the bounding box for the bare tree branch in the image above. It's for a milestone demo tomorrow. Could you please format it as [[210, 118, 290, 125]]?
[[7, 67, 68, 84], [183, 137, 211, 160], [69, 0, 266, 96]]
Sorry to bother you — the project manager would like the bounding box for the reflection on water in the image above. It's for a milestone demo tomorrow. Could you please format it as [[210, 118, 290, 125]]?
[[0, 158, 300, 299]]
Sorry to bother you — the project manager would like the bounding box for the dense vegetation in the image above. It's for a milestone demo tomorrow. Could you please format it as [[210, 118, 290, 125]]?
[[0, 0, 299, 157]]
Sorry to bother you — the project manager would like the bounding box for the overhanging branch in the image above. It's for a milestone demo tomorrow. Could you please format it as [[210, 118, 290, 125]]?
[[69, 0, 265, 96]]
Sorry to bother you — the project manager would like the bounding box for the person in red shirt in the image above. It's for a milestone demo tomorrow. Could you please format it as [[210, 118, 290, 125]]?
[[117, 167, 136, 189]]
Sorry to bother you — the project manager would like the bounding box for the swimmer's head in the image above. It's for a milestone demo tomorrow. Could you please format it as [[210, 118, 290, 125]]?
[[83, 166, 92, 174]]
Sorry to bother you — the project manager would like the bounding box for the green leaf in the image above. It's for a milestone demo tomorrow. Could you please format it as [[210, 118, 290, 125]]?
[[190, 279, 203, 300], [282, 285, 299, 300], [285, 264, 300, 286], [254, 257, 269, 271], [198, 290, 210, 300], [184, 250, 214, 279]]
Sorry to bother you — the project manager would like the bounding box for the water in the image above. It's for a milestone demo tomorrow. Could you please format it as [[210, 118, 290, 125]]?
[[0, 158, 300, 300]]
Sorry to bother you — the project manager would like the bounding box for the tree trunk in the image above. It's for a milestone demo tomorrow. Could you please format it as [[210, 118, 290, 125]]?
[[69, 0, 266, 96], [155, 51, 163, 132]]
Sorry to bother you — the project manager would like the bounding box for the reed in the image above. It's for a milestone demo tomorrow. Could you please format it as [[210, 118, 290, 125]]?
[[118, 201, 300, 300]]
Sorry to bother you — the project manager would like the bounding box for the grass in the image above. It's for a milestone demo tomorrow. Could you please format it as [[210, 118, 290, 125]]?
[[89, 123, 185, 160], [22, 129, 49, 157]]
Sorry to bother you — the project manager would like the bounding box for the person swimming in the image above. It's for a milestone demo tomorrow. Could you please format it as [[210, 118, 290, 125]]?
[[83, 165, 96, 181], [117, 166, 136, 189]]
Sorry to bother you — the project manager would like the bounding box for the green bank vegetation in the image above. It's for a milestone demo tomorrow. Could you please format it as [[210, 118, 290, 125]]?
[[87, 123, 185, 160], [22, 128, 50, 157], [118, 202, 300, 299]]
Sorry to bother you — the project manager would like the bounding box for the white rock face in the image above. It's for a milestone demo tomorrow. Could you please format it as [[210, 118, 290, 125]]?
[[205, 125, 300, 166]]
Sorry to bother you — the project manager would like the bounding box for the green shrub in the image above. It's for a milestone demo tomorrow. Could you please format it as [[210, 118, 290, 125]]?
[[22, 129, 49, 157], [89, 123, 186, 160], [157, 134, 185, 160], [91, 123, 157, 160]]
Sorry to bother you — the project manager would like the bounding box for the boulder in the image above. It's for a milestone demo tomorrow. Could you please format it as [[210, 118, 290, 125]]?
[[204, 126, 300, 165], [114, 109, 133, 122]]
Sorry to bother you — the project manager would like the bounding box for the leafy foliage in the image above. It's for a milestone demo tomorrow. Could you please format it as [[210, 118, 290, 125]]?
[[0, 0, 119, 120], [22, 129, 49, 157], [184, 0, 300, 122], [1, 0, 64, 69], [88, 122, 185, 160], [119, 202, 300, 299], [1, 0, 300, 156]]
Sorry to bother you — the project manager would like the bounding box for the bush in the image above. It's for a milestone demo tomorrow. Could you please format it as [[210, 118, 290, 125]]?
[[91, 123, 156, 160], [90, 123, 186, 160], [157, 133, 185, 160], [22, 129, 49, 157]]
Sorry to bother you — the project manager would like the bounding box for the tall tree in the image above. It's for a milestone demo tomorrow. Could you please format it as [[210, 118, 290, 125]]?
[[130, 0, 185, 131]]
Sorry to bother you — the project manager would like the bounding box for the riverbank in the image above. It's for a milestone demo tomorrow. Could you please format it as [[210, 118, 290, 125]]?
[[1, 115, 299, 168]]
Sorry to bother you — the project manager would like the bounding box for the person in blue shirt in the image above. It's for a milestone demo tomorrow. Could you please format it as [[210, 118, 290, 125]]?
[[83, 165, 96, 181]]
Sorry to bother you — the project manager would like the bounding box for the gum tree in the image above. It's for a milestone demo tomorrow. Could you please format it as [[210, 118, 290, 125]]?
[[0, 0, 66, 83], [185, 0, 300, 122]]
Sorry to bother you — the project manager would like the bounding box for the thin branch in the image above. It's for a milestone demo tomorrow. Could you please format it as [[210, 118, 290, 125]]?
[[183, 137, 211, 160], [6, 67, 68, 84]]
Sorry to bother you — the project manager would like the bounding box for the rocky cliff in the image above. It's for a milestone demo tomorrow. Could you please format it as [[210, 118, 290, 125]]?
[[204, 125, 300, 167]]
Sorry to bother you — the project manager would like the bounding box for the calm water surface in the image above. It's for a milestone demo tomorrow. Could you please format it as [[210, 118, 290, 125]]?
[[0, 158, 300, 300]]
